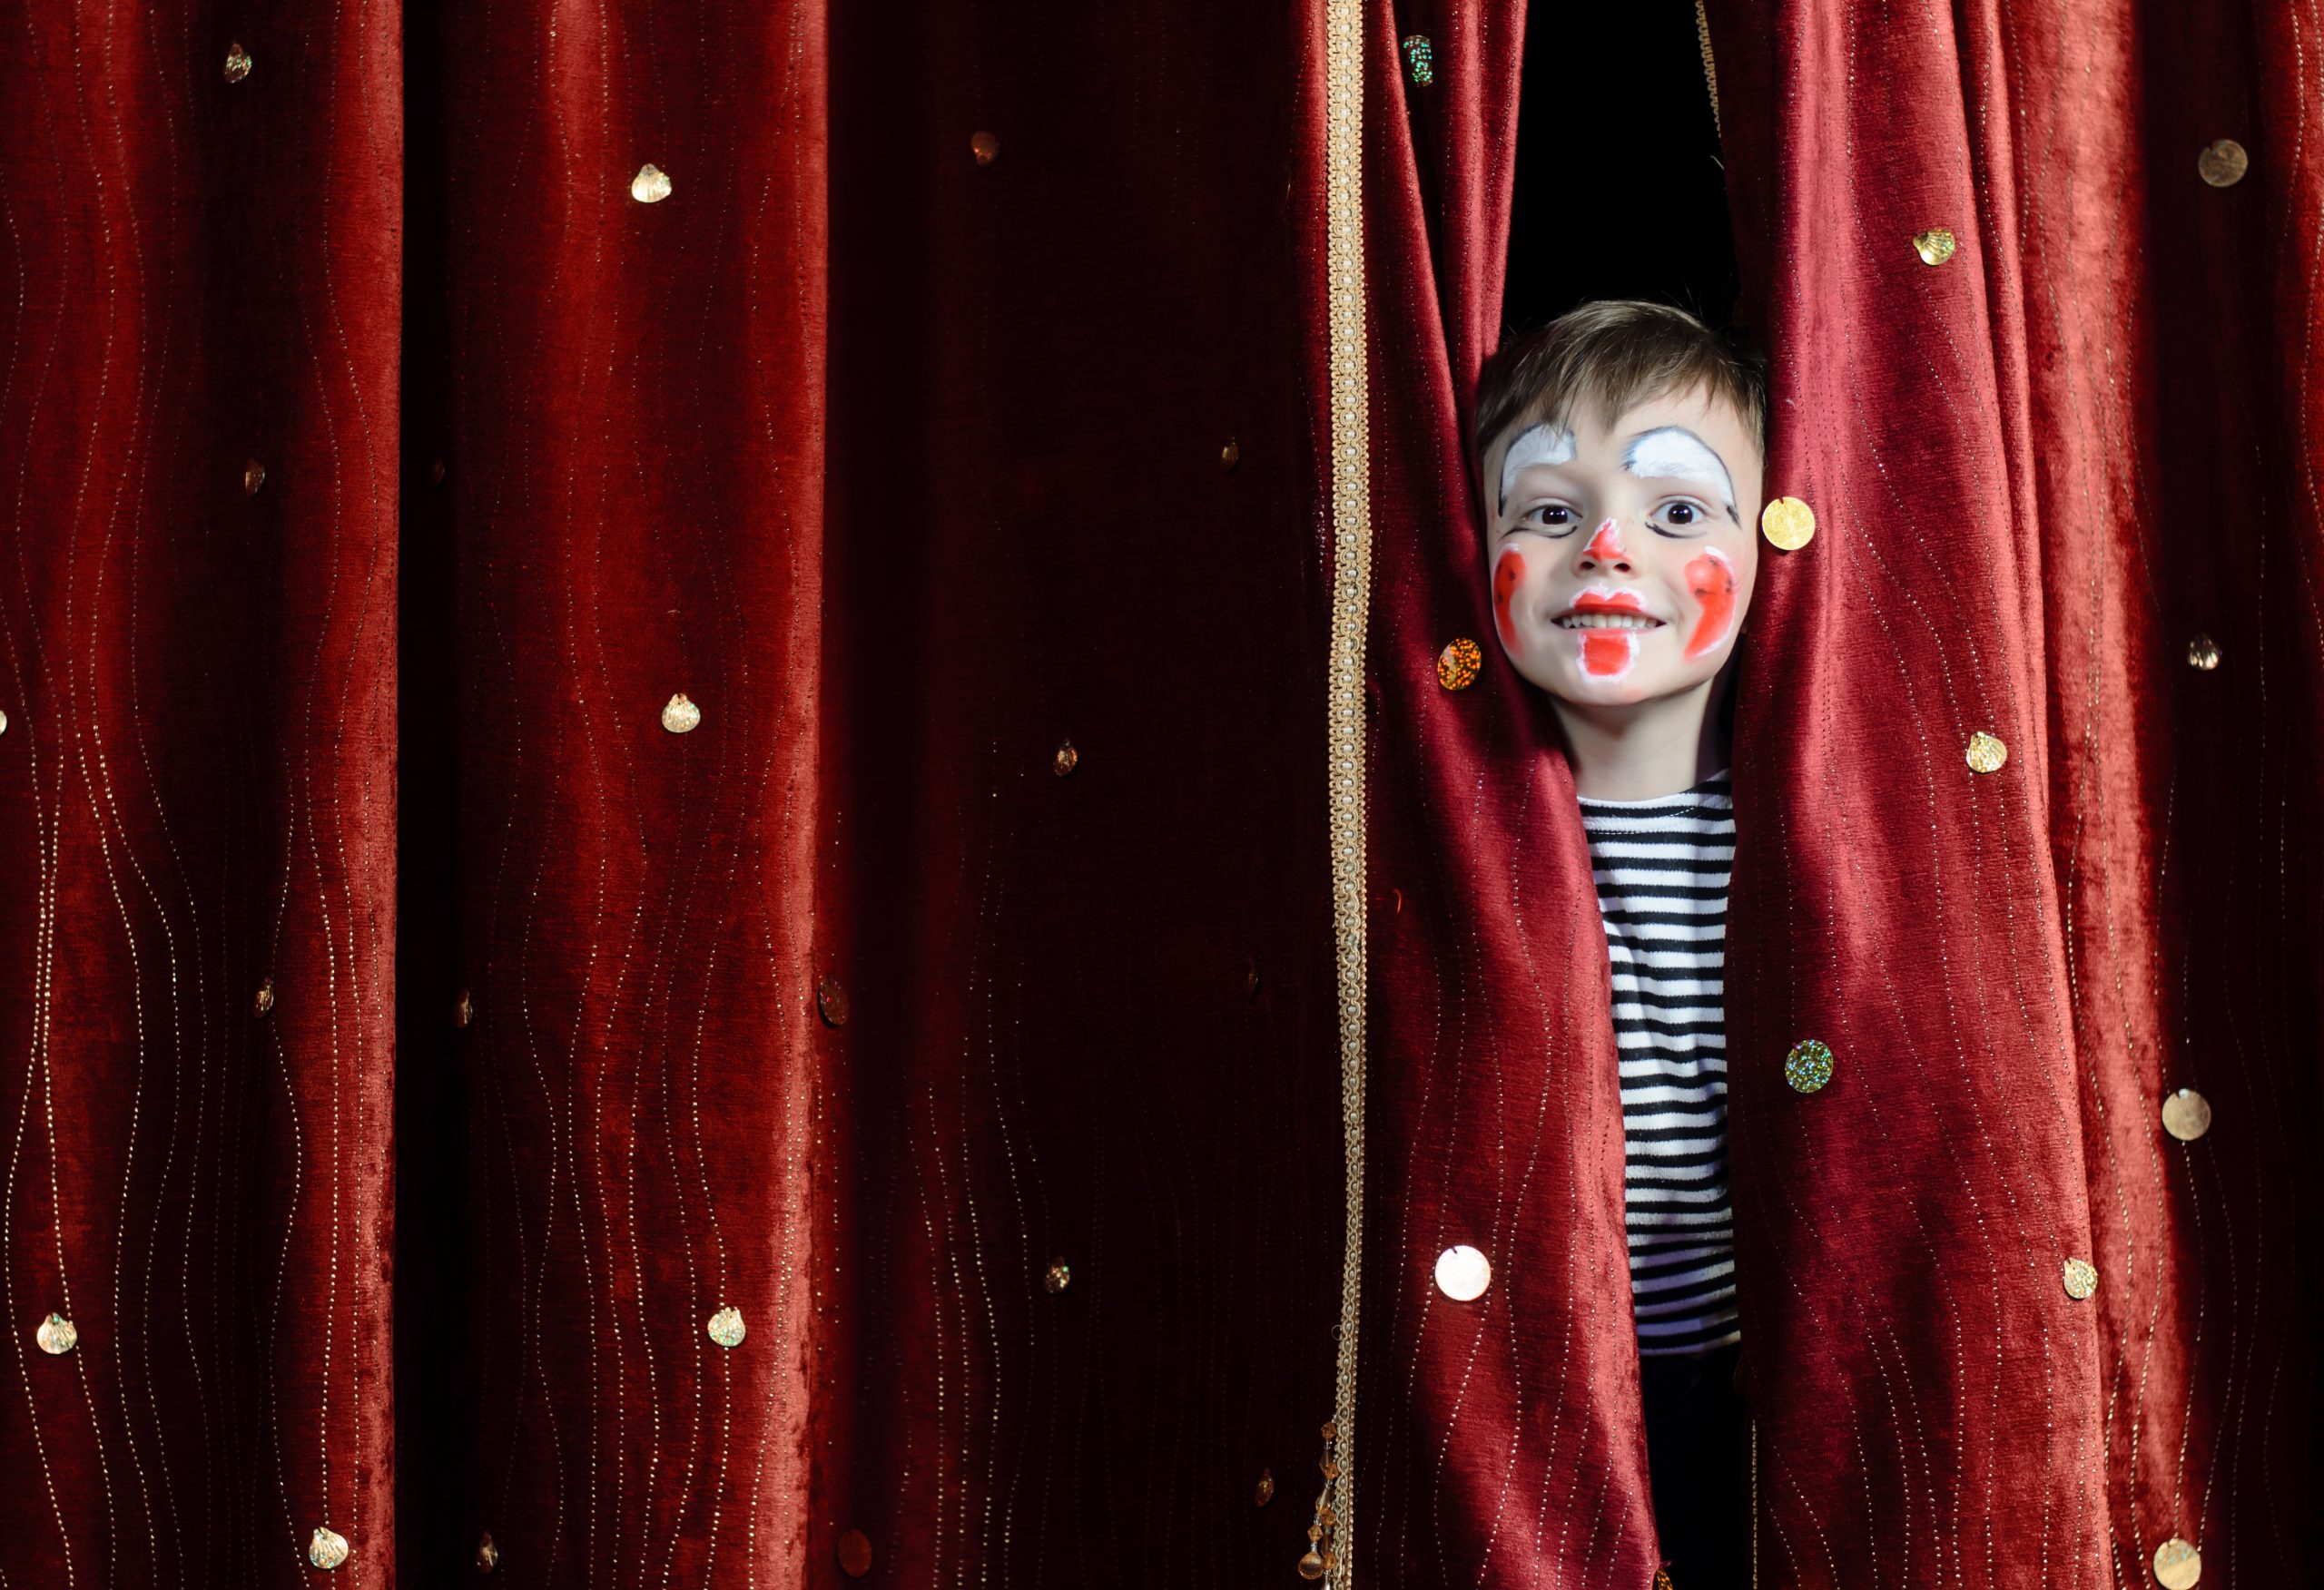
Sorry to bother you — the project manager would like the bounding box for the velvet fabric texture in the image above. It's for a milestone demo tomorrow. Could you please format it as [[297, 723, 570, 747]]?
[[3, 1, 2319, 1587]]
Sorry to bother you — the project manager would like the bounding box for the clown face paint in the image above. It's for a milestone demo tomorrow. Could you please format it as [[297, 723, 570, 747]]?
[[1563, 587, 1650, 679], [1682, 546, 1738, 659], [1493, 548, 1526, 645], [1622, 427, 1736, 519], [1480, 384, 1764, 745], [1499, 422, 1576, 507]]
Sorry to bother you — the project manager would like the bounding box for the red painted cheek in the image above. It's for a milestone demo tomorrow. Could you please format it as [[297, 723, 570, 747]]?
[[1584, 519, 1626, 562], [1581, 632, 1632, 677], [1493, 550, 1526, 645], [1683, 551, 1738, 660]]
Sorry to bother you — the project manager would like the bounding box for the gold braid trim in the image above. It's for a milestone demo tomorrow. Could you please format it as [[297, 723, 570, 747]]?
[[1695, 0, 1722, 138], [1315, 0, 1371, 1581]]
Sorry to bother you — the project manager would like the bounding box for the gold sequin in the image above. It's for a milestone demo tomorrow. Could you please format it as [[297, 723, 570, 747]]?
[[837, 1530, 874, 1579], [1436, 637, 1483, 692], [1255, 1467, 1275, 1506], [816, 974, 849, 1028], [706, 1305, 746, 1348], [1221, 437, 1242, 472], [970, 131, 1000, 166], [1783, 1038, 1834, 1094], [1043, 1258, 1071, 1293], [35, 1311, 76, 1355], [1759, 496, 1816, 551], [242, 459, 267, 496], [2186, 633, 2221, 672], [2152, 1537, 2201, 1590], [2062, 1257, 2098, 1300], [631, 163, 674, 203], [254, 977, 276, 1017], [454, 989, 475, 1029], [309, 1526, 350, 1570], [1965, 731, 2008, 774], [223, 42, 252, 82], [2161, 1087, 2211, 1143], [660, 692, 701, 734], [1433, 1244, 1491, 1301], [476, 1532, 500, 1574], [2196, 140, 2248, 188], [1053, 740, 1078, 777], [1912, 228, 1957, 266]]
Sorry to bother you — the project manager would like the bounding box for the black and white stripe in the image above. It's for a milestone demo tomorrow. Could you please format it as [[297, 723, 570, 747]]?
[[1577, 771, 1739, 1358]]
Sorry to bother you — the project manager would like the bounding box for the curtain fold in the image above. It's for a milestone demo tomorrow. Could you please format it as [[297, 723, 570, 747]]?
[[425, 0, 829, 1581]]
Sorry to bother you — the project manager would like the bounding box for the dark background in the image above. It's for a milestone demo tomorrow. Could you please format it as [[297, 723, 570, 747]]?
[[1501, 0, 1739, 338]]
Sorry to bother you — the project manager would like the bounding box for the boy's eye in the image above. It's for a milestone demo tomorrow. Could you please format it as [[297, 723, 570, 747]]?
[[1521, 505, 1577, 530], [1663, 503, 1698, 525]]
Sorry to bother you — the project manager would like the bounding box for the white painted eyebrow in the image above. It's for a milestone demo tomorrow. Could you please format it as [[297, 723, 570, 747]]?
[[1621, 427, 1735, 516], [1499, 422, 1576, 507]]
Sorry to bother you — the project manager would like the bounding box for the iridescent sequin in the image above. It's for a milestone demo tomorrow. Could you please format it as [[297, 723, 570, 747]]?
[[476, 1533, 501, 1573], [2186, 634, 2221, 672], [1053, 740, 1078, 777], [2152, 1537, 2201, 1590], [309, 1526, 350, 1570], [2196, 140, 2248, 188], [1401, 34, 1434, 86], [631, 163, 674, 203], [2062, 1257, 2098, 1300], [837, 1530, 874, 1579], [1436, 637, 1483, 692], [970, 131, 1000, 166], [243, 458, 267, 496], [254, 977, 276, 1017], [1912, 228, 1957, 266], [1783, 1038, 1834, 1094], [2161, 1087, 2211, 1143], [1433, 1244, 1491, 1300], [706, 1305, 746, 1348], [35, 1311, 76, 1355], [660, 692, 701, 734], [1965, 731, 2008, 774], [1043, 1259, 1071, 1293], [1255, 1468, 1275, 1507], [223, 42, 252, 82], [816, 974, 849, 1028]]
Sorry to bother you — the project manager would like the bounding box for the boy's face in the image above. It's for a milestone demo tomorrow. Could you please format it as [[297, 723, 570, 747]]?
[[1481, 385, 1764, 713]]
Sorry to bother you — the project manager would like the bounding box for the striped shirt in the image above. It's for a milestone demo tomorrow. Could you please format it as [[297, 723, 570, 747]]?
[[1576, 771, 1740, 1358]]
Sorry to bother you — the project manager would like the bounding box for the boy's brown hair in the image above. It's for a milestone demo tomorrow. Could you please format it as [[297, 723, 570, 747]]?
[[1472, 300, 1768, 500]]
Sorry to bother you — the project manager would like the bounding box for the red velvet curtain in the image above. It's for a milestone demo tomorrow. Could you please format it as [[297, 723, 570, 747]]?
[[4, 1, 2319, 1587]]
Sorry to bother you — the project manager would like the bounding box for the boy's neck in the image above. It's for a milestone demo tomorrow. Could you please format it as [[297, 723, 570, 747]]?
[[1552, 677, 1728, 800]]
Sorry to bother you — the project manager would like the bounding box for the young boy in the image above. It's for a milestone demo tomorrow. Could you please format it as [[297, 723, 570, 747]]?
[[1471, 299, 1768, 1585]]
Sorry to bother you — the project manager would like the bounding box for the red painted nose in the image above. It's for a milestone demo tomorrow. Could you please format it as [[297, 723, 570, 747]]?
[[1581, 518, 1629, 566]]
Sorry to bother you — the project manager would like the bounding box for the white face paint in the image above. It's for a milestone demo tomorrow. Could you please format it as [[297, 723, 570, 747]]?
[[1621, 427, 1736, 519], [1499, 422, 1576, 507]]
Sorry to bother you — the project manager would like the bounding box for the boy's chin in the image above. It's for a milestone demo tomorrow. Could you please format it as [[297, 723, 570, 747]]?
[[1520, 657, 1697, 712]]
